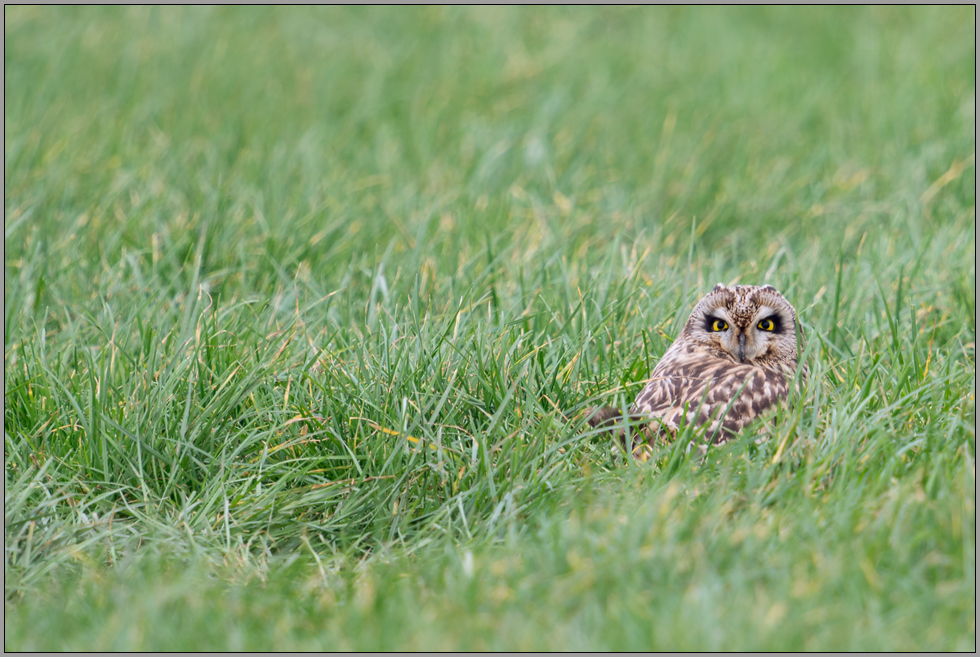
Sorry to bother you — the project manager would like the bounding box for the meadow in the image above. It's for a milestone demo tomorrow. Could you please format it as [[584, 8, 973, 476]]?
[[4, 6, 975, 650]]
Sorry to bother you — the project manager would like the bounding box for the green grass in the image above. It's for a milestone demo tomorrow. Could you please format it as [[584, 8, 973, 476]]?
[[4, 6, 975, 651]]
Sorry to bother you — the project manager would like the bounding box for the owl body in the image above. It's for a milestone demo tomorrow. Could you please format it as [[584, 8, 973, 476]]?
[[592, 284, 804, 447]]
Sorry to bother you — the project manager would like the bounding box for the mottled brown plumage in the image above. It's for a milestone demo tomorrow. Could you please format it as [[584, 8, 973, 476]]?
[[590, 284, 805, 452]]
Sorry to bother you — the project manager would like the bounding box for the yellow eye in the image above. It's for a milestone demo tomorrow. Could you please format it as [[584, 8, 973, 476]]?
[[758, 318, 775, 331], [711, 319, 729, 331]]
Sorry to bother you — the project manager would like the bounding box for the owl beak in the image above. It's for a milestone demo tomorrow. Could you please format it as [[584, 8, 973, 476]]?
[[738, 333, 746, 363]]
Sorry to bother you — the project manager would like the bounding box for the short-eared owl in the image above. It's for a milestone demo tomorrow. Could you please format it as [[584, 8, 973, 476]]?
[[590, 284, 805, 449]]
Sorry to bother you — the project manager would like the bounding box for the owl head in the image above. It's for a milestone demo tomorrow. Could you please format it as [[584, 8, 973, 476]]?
[[682, 284, 803, 369]]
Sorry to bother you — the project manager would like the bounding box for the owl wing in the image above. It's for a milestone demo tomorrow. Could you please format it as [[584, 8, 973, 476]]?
[[630, 359, 789, 444]]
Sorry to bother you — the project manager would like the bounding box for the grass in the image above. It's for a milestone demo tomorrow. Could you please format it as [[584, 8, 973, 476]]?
[[4, 6, 976, 651]]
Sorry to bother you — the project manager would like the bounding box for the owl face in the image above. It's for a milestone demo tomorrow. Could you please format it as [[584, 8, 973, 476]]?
[[683, 284, 801, 367]]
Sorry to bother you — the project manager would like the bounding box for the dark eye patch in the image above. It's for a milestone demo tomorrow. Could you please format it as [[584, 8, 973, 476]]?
[[757, 315, 782, 332], [704, 316, 729, 332]]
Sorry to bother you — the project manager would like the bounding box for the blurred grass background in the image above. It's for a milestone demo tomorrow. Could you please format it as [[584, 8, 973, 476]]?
[[4, 6, 975, 650]]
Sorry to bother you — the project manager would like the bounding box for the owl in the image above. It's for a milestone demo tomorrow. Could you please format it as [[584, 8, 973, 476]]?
[[589, 284, 805, 452]]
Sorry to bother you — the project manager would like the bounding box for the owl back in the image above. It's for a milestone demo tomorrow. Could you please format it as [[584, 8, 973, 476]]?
[[629, 342, 791, 444]]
